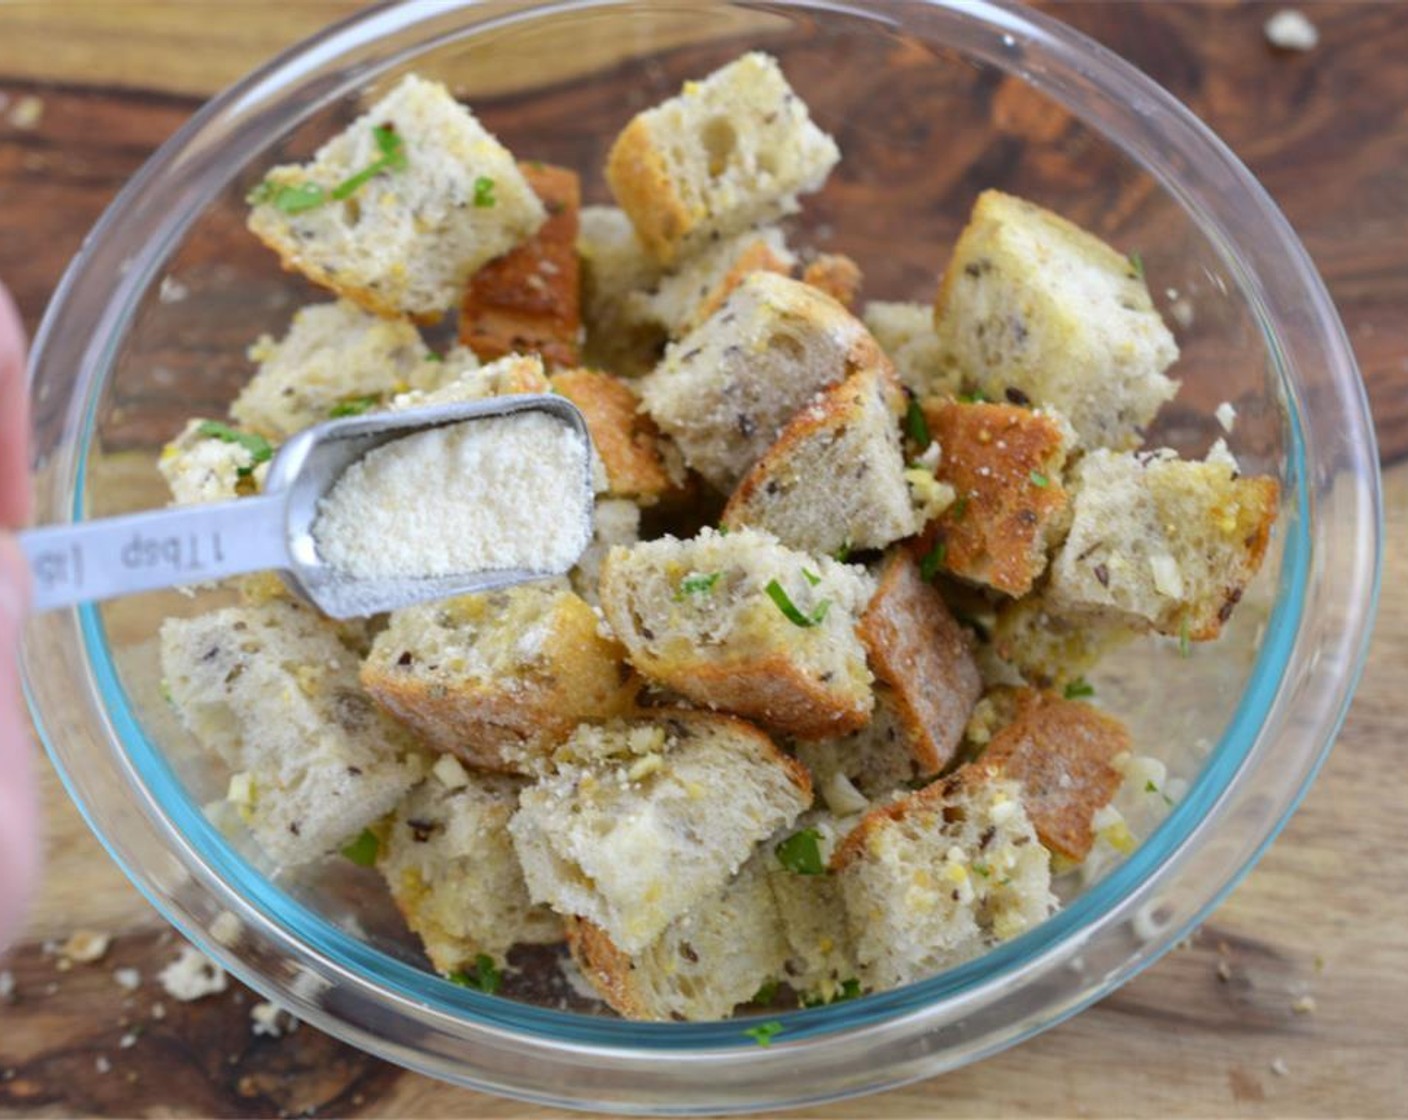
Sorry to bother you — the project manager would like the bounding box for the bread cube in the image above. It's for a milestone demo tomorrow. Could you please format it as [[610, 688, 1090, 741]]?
[[990, 593, 1136, 689], [360, 585, 640, 774], [248, 75, 546, 320], [639, 271, 887, 493], [599, 528, 876, 739], [973, 689, 1129, 862], [459, 162, 582, 370], [577, 205, 666, 377], [933, 191, 1179, 449], [233, 300, 444, 440], [379, 766, 562, 972], [914, 399, 1075, 597], [721, 364, 918, 556], [570, 498, 642, 608], [160, 599, 425, 866], [567, 852, 788, 1020], [862, 300, 965, 400], [606, 52, 840, 266], [509, 713, 812, 952], [1046, 447, 1279, 640], [832, 770, 1054, 990], [801, 253, 863, 310], [795, 694, 922, 805], [158, 419, 269, 505], [389, 351, 547, 410]]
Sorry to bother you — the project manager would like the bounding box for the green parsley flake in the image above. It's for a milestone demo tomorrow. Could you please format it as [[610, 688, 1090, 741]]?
[[340, 828, 379, 867], [474, 176, 497, 208], [1029, 470, 1050, 488], [197, 421, 273, 476], [1179, 618, 1192, 658], [765, 579, 829, 628], [447, 953, 502, 995], [751, 979, 780, 1006], [1128, 249, 1145, 281], [957, 389, 989, 404], [249, 123, 407, 216], [424, 351, 444, 363], [802, 567, 822, 587], [972, 861, 992, 879], [919, 539, 947, 582], [951, 494, 969, 521], [801, 977, 863, 1008], [775, 828, 826, 875], [677, 571, 721, 599], [329, 395, 381, 418], [744, 1021, 784, 1046], [1064, 677, 1095, 700], [904, 397, 930, 446], [832, 541, 853, 563], [250, 181, 328, 215]]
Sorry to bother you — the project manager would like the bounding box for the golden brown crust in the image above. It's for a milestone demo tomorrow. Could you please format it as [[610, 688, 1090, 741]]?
[[566, 917, 655, 1019], [829, 769, 972, 872], [1184, 475, 1280, 641], [459, 162, 582, 369], [857, 550, 982, 775], [691, 238, 793, 329], [914, 400, 1070, 597], [605, 118, 694, 266], [801, 253, 863, 309]]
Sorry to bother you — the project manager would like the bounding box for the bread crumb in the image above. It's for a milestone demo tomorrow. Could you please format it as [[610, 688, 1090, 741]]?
[[1265, 9, 1318, 51], [1270, 1056, 1289, 1076], [63, 929, 112, 964], [158, 944, 228, 1002], [113, 967, 141, 992], [158, 275, 190, 304], [1292, 994, 1317, 1014], [95, 1055, 112, 1075], [210, 910, 243, 947], [119, 1032, 138, 1049], [8, 95, 43, 130], [1216, 959, 1232, 982], [150, 1001, 167, 1020], [0, 971, 13, 1000], [1215, 401, 1237, 432]]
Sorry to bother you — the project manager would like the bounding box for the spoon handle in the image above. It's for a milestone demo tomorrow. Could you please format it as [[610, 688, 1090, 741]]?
[[17, 494, 290, 614]]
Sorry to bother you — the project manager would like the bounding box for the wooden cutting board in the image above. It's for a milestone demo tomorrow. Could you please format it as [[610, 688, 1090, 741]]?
[[1, 3, 1405, 1116]]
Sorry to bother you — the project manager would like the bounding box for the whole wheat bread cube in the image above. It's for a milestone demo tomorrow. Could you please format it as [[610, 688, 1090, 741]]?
[[972, 688, 1129, 862], [389, 351, 547, 410], [990, 594, 1137, 689], [247, 75, 546, 320], [599, 527, 876, 739], [721, 363, 918, 556], [361, 585, 639, 775], [566, 851, 787, 1021], [1046, 447, 1279, 640], [606, 52, 840, 266], [509, 713, 812, 952], [160, 599, 425, 866], [832, 770, 1054, 990], [933, 191, 1179, 450], [639, 271, 888, 493], [801, 253, 863, 310], [914, 399, 1075, 597], [159, 419, 270, 505], [459, 162, 582, 370], [570, 498, 642, 608], [378, 765, 562, 972], [577, 205, 666, 377], [862, 300, 966, 400], [795, 693, 922, 806], [233, 300, 445, 440]]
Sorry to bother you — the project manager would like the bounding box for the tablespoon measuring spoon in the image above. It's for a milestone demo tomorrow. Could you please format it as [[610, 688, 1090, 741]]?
[[18, 395, 596, 619]]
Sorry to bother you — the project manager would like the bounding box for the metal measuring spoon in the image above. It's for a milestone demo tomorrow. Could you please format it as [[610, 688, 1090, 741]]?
[[18, 395, 595, 619]]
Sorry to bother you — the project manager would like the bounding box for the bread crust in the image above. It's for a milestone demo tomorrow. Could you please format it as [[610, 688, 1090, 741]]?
[[566, 917, 654, 1018], [605, 118, 693, 266], [801, 253, 863, 309]]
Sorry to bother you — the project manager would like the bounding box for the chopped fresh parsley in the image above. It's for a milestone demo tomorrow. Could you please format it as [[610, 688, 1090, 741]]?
[[1145, 779, 1174, 806], [950, 494, 969, 521], [972, 861, 992, 879], [802, 567, 822, 587], [473, 175, 497, 208], [1179, 618, 1192, 658], [197, 421, 273, 477], [423, 351, 444, 363], [801, 978, 863, 1007], [676, 571, 721, 599], [919, 538, 947, 582], [751, 979, 780, 1006], [447, 953, 502, 995], [249, 180, 328, 215], [775, 828, 826, 875], [249, 123, 407, 215], [904, 397, 930, 446], [1029, 470, 1050, 488], [329, 395, 381, 418], [957, 388, 989, 404], [744, 1020, 784, 1046], [1064, 677, 1095, 700], [765, 579, 829, 628], [1128, 249, 1145, 281], [340, 828, 379, 867], [832, 540, 853, 563]]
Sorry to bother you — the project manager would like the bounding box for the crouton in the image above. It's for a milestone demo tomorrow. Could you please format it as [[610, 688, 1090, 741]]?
[[857, 549, 983, 775], [913, 400, 1075, 597], [972, 688, 1129, 862], [361, 584, 639, 774], [510, 713, 812, 952], [763, 814, 860, 1002], [1046, 447, 1279, 640], [158, 419, 270, 505], [639, 272, 889, 493], [795, 693, 922, 805], [801, 253, 862, 309], [862, 300, 965, 400], [379, 767, 562, 972], [248, 75, 546, 320], [233, 300, 445, 440], [578, 205, 665, 376], [389, 351, 547, 410], [606, 53, 840, 266], [567, 852, 787, 1020], [990, 594, 1137, 688], [933, 191, 1179, 449], [548, 369, 687, 505], [160, 599, 425, 865], [570, 498, 642, 608], [599, 528, 876, 739], [459, 162, 582, 369], [721, 364, 919, 556], [832, 770, 1054, 989]]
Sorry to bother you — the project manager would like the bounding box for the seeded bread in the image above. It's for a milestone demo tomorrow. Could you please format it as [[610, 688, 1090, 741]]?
[[606, 52, 840, 266], [914, 400, 1075, 597], [990, 594, 1137, 689], [570, 498, 642, 608], [459, 162, 582, 369], [862, 300, 966, 400], [1046, 447, 1279, 640], [158, 419, 268, 505], [763, 814, 860, 1002], [248, 75, 546, 320], [933, 191, 1179, 450], [509, 713, 812, 952], [379, 765, 562, 972], [800, 253, 862, 310], [389, 351, 547, 410], [361, 585, 640, 774], [721, 364, 918, 556], [832, 770, 1054, 990], [639, 272, 889, 493], [577, 205, 666, 377], [795, 693, 921, 806], [598, 527, 876, 739], [233, 300, 444, 439], [160, 599, 425, 865]]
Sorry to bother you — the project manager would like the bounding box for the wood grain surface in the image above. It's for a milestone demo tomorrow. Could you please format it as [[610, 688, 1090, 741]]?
[[2, 3, 1407, 1117]]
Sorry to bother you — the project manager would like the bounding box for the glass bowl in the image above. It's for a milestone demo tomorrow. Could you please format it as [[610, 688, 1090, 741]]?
[[21, 0, 1380, 1113]]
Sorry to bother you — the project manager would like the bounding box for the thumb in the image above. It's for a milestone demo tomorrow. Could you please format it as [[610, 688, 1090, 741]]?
[[0, 534, 38, 950]]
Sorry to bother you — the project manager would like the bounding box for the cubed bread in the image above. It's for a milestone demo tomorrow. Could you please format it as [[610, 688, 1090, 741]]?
[[721, 364, 918, 556], [389, 351, 547, 410], [933, 191, 1179, 449], [160, 599, 425, 865], [360, 584, 639, 774], [1046, 447, 1279, 640], [801, 253, 862, 309], [510, 713, 812, 952], [379, 765, 562, 972], [233, 300, 444, 440], [796, 693, 922, 806], [459, 162, 582, 369], [570, 498, 642, 608], [248, 75, 546, 320], [606, 52, 840, 266], [599, 528, 876, 739], [856, 549, 983, 775], [158, 419, 270, 505], [913, 399, 1075, 597], [862, 300, 965, 400], [567, 852, 787, 1021], [990, 594, 1137, 688], [832, 770, 1054, 990], [639, 271, 889, 493], [577, 205, 666, 377], [548, 369, 688, 505], [973, 688, 1129, 862], [763, 814, 860, 1002]]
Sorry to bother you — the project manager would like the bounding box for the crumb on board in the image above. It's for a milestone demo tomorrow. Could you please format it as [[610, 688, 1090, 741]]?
[[1216, 960, 1232, 982], [63, 929, 112, 964], [113, 967, 141, 992], [95, 1055, 112, 1075], [151, 1001, 167, 1020], [158, 944, 228, 1002], [8, 94, 44, 130], [1270, 1056, 1290, 1076], [1292, 994, 1317, 1014], [0, 971, 13, 1000], [1265, 9, 1318, 51]]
